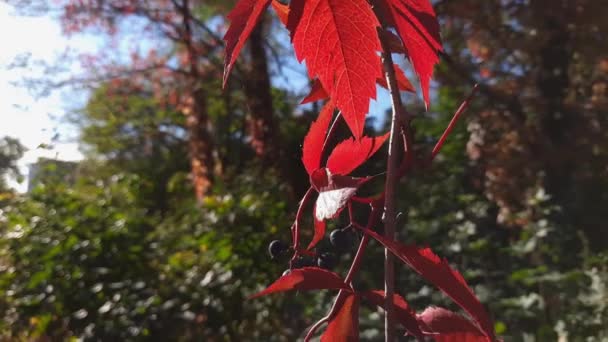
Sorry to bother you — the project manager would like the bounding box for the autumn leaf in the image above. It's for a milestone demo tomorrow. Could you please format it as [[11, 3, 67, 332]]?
[[321, 293, 359, 342], [383, 30, 407, 53], [223, 0, 272, 87], [380, 0, 443, 108], [356, 227, 495, 340], [288, 0, 382, 138], [302, 101, 334, 175], [362, 290, 423, 338], [250, 267, 349, 299], [418, 307, 489, 342], [326, 133, 390, 176], [301, 79, 329, 104], [303, 68, 413, 105]]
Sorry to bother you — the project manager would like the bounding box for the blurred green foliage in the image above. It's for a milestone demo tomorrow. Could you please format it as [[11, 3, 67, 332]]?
[[0, 167, 314, 340]]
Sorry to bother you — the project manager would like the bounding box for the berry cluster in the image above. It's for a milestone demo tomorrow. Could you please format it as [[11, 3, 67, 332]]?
[[268, 227, 356, 275]]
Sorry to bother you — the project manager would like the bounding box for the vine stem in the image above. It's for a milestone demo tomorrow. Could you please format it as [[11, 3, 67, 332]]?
[[431, 84, 479, 160], [303, 203, 382, 341], [378, 29, 410, 342], [291, 187, 314, 254]]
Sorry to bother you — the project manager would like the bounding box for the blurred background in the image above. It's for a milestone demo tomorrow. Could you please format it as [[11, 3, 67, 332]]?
[[0, 0, 607, 341]]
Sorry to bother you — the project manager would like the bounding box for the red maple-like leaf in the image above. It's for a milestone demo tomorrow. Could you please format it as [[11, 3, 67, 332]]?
[[302, 101, 334, 175], [250, 267, 349, 299], [223, 0, 272, 87], [311, 169, 371, 221], [326, 133, 390, 176], [380, 0, 443, 108], [303, 64, 413, 105], [383, 30, 407, 54], [288, 0, 382, 138], [301, 79, 329, 104], [307, 210, 326, 250], [362, 290, 423, 338], [356, 227, 495, 340], [321, 293, 359, 342], [418, 307, 489, 342]]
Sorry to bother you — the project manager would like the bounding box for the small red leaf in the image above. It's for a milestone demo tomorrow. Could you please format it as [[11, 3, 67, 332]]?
[[356, 227, 495, 340], [289, 0, 382, 138], [377, 63, 415, 93], [321, 293, 359, 342], [362, 290, 423, 338], [223, 0, 272, 87], [313, 169, 371, 221], [326, 133, 389, 175], [380, 0, 443, 108], [250, 267, 349, 299], [383, 30, 407, 53], [270, 0, 289, 25], [301, 79, 329, 104], [307, 210, 326, 250], [310, 168, 331, 190], [418, 307, 489, 342], [302, 101, 334, 175]]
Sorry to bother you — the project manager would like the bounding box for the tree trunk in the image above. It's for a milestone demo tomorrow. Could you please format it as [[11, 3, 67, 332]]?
[[186, 87, 215, 201], [243, 19, 277, 162], [180, 0, 215, 202]]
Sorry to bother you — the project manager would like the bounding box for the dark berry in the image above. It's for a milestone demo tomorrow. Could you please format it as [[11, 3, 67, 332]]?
[[330, 229, 350, 251], [268, 240, 288, 259], [317, 253, 336, 270], [292, 256, 315, 269]]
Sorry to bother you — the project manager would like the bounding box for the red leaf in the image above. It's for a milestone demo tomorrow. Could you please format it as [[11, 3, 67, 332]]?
[[270, 0, 289, 25], [383, 30, 407, 53], [326, 133, 389, 175], [377, 63, 415, 93], [223, 0, 272, 87], [321, 293, 359, 342], [301, 79, 329, 104], [302, 101, 334, 175], [304, 67, 413, 104], [307, 210, 326, 250], [362, 290, 423, 338], [356, 227, 495, 340], [418, 307, 489, 342], [250, 267, 349, 299], [312, 169, 371, 221], [380, 0, 443, 108], [288, 0, 382, 138]]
